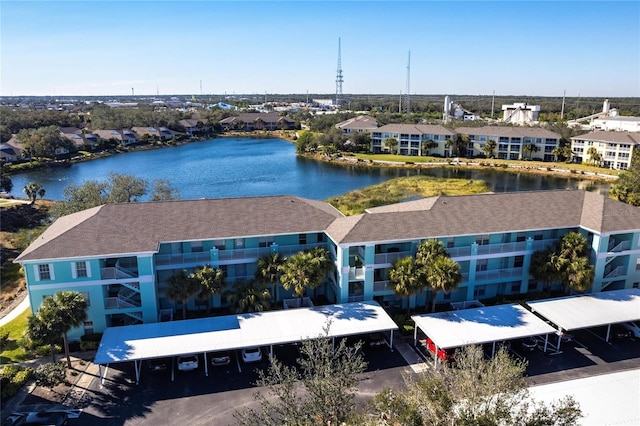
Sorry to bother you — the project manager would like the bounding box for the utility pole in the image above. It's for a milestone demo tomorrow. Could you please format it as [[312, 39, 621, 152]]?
[[403, 51, 411, 114], [491, 90, 495, 119], [560, 89, 566, 120], [335, 37, 344, 107]]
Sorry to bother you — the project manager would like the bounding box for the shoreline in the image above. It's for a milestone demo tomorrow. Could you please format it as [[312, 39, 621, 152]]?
[[301, 152, 619, 183]]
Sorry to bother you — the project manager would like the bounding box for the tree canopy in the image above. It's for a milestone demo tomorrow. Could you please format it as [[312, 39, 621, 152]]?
[[610, 148, 640, 206]]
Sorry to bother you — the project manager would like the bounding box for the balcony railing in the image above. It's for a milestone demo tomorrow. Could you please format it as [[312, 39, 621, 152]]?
[[608, 240, 631, 253], [100, 266, 138, 280], [447, 246, 472, 258], [476, 241, 528, 255], [374, 280, 392, 292], [474, 267, 524, 282], [348, 267, 365, 280], [155, 251, 212, 266], [104, 295, 141, 310], [347, 295, 365, 303], [374, 251, 411, 264], [603, 265, 625, 280]]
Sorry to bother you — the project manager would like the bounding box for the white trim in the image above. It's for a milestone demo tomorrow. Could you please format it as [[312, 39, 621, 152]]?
[[86, 262, 92, 278], [48, 263, 55, 280], [71, 263, 77, 279], [33, 264, 41, 281]]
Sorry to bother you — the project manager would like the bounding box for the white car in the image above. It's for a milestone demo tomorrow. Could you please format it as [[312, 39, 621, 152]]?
[[621, 321, 640, 338], [177, 355, 199, 371], [241, 347, 263, 363]]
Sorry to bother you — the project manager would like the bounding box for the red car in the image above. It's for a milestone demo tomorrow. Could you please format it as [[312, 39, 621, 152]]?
[[425, 337, 454, 362]]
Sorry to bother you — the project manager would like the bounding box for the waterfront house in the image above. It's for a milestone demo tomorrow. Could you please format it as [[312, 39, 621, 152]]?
[[15, 190, 640, 340], [571, 130, 640, 170], [0, 136, 28, 162], [220, 113, 295, 132], [335, 116, 378, 134], [178, 119, 211, 135], [93, 129, 138, 146], [131, 127, 177, 141]]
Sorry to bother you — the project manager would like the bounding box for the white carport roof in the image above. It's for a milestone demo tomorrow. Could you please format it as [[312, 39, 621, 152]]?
[[94, 301, 397, 364], [527, 288, 640, 332], [411, 304, 557, 350]]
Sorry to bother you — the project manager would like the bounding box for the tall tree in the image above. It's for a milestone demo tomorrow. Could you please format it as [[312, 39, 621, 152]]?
[[522, 143, 539, 160], [0, 173, 13, 193], [529, 247, 562, 295], [165, 269, 200, 319], [586, 146, 601, 165], [368, 345, 582, 425], [234, 322, 367, 425], [483, 139, 497, 158], [26, 314, 61, 363], [383, 137, 398, 154], [388, 256, 424, 316], [426, 256, 462, 313], [17, 125, 71, 159], [23, 182, 43, 205], [26, 291, 88, 368], [226, 279, 271, 313], [106, 172, 148, 203], [421, 139, 437, 156], [610, 148, 640, 206], [189, 265, 224, 313], [279, 251, 314, 301], [256, 252, 285, 301], [150, 179, 180, 201]]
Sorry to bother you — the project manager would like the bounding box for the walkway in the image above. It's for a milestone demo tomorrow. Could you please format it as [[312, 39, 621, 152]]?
[[0, 296, 29, 327]]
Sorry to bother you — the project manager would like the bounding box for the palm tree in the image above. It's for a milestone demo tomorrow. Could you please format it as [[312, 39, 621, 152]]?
[[388, 256, 424, 316], [256, 252, 284, 301], [27, 291, 88, 368], [165, 269, 200, 319], [226, 279, 271, 313], [23, 181, 43, 205], [306, 246, 334, 298], [26, 314, 61, 364], [558, 232, 588, 261], [422, 139, 437, 156], [483, 139, 497, 158], [383, 137, 398, 154], [426, 256, 462, 313], [279, 251, 314, 300], [190, 265, 224, 313], [586, 147, 601, 165], [563, 256, 594, 293], [522, 144, 539, 160], [529, 248, 561, 295], [415, 239, 447, 267]]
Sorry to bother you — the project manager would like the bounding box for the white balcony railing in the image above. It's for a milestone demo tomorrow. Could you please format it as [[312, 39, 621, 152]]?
[[104, 296, 140, 310], [100, 266, 137, 280], [348, 267, 365, 280], [603, 265, 625, 280], [474, 267, 524, 282], [373, 280, 392, 292], [476, 241, 528, 255], [374, 251, 411, 264]]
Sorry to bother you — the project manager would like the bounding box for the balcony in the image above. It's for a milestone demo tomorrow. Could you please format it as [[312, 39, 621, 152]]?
[[104, 295, 141, 310], [476, 241, 528, 255], [374, 251, 411, 264], [603, 265, 625, 280], [474, 267, 524, 281], [374, 280, 392, 292], [447, 246, 472, 258], [608, 239, 631, 253], [348, 267, 365, 280], [155, 251, 212, 266]]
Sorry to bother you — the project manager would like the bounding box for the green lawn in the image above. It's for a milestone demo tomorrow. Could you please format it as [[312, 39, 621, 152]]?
[[0, 308, 32, 364], [354, 153, 620, 176], [326, 175, 489, 215]]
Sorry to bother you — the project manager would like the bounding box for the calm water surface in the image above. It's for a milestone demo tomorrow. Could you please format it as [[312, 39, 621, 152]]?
[[9, 138, 610, 201]]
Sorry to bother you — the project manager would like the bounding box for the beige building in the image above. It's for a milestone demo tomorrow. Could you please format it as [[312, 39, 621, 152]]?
[[571, 130, 640, 170]]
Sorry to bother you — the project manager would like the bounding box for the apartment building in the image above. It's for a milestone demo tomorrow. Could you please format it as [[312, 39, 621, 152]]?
[[15, 190, 640, 340], [370, 124, 454, 156], [571, 130, 640, 170], [456, 126, 561, 161]]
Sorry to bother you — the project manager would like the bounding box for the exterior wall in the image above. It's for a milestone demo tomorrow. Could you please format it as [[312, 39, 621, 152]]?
[[571, 137, 636, 170]]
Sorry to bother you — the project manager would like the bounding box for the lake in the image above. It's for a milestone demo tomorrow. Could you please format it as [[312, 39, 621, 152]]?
[[8, 137, 610, 201]]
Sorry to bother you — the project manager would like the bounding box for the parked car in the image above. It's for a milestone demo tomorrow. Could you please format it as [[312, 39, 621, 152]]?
[[8, 411, 70, 426], [366, 332, 387, 349], [621, 321, 640, 338], [210, 351, 231, 367], [519, 337, 538, 352], [610, 324, 633, 340], [241, 347, 263, 363], [559, 331, 575, 343], [425, 337, 454, 362], [177, 355, 199, 371], [147, 358, 169, 372]]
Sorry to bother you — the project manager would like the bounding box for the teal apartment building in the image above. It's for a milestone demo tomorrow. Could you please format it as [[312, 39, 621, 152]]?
[[15, 190, 640, 340]]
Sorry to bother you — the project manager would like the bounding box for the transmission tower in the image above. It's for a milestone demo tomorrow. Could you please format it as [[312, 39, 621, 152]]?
[[403, 51, 411, 114], [335, 37, 344, 107]]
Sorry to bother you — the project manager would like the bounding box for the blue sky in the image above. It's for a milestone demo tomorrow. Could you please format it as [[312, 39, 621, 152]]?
[[1, 1, 638, 97]]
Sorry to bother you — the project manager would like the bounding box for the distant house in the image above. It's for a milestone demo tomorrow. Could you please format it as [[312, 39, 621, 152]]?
[[0, 136, 27, 162], [60, 128, 99, 150], [571, 130, 640, 170], [178, 119, 211, 135], [131, 127, 178, 141], [93, 129, 138, 146], [220, 113, 295, 132], [371, 124, 454, 156], [335, 116, 378, 134]]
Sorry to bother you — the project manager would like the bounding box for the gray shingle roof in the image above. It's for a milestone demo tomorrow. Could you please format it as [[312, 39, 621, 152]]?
[[374, 124, 454, 135], [455, 126, 561, 139], [326, 190, 640, 244], [571, 130, 640, 145], [15, 196, 344, 262]]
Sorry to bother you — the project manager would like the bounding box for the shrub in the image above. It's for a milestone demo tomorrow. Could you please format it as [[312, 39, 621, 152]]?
[[1, 365, 33, 401], [391, 313, 415, 336], [0, 329, 10, 350], [80, 341, 98, 351], [80, 332, 103, 343], [34, 362, 67, 388]]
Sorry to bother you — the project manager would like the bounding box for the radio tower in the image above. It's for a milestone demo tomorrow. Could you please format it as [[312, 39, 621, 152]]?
[[335, 37, 344, 107], [403, 51, 411, 114]]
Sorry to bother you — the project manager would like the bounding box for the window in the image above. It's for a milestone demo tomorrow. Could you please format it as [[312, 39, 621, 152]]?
[[317, 233, 326, 243], [516, 232, 526, 242], [259, 237, 274, 248], [72, 261, 90, 278], [447, 237, 455, 248], [299, 234, 307, 245], [514, 256, 524, 268], [213, 240, 226, 250], [636, 259, 640, 271], [473, 285, 486, 297], [83, 321, 94, 335], [234, 239, 244, 249], [191, 241, 203, 253], [476, 259, 488, 271], [533, 233, 543, 241], [36, 264, 53, 281], [476, 234, 489, 245], [511, 282, 521, 293]]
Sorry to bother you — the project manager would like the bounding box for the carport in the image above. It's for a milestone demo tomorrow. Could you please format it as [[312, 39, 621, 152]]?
[[411, 304, 558, 367], [527, 288, 640, 350], [94, 301, 398, 384]]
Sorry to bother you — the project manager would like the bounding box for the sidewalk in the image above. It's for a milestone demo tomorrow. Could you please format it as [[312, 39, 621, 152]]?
[[0, 296, 29, 327]]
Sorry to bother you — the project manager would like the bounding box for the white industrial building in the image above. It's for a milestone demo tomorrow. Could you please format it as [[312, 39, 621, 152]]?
[[502, 103, 541, 124]]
